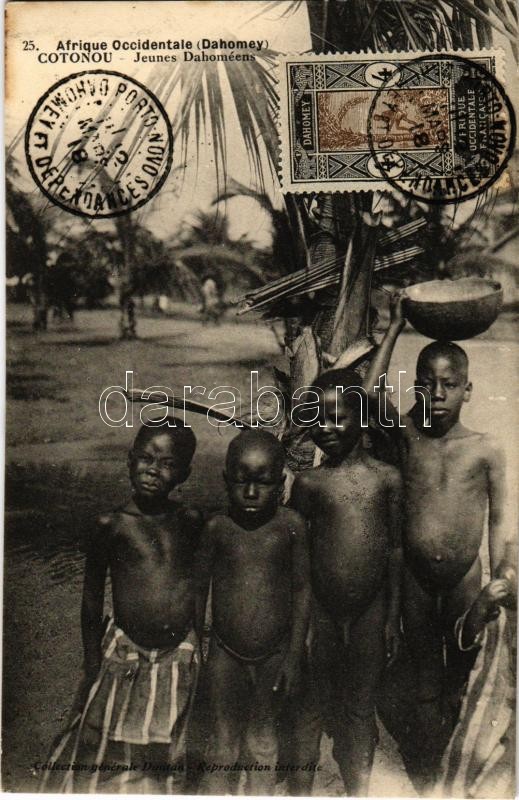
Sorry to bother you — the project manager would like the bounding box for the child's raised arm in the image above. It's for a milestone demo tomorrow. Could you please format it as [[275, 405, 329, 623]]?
[[81, 516, 110, 683], [363, 291, 406, 431]]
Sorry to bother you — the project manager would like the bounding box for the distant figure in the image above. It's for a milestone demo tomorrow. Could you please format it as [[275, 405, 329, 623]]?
[[48, 254, 77, 323], [40, 419, 202, 793], [127, 297, 136, 337], [153, 293, 170, 314], [158, 293, 170, 314], [194, 430, 312, 795], [200, 275, 223, 324], [119, 295, 137, 339]]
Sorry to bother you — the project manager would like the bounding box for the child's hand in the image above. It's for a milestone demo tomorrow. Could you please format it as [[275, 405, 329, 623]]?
[[384, 616, 401, 668], [389, 290, 407, 330], [477, 579, 512, 622], [495, 563, 517, 609], [273, 656, 301, 698]]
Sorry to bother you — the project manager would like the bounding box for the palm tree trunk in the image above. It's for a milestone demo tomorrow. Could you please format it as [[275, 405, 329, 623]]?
[[305, 3, 378, 363], [6, 180, 49, 331], [115, 215, 137, 339], [282, 5, 381, 470], [31, 222, 49, 331], [310, 194, 376, 358], [283, 178, 377, 471], [32, 266, 48, 331]]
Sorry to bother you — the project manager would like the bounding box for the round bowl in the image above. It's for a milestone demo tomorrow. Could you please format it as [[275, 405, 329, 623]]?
[[403, 278, 503, 341]]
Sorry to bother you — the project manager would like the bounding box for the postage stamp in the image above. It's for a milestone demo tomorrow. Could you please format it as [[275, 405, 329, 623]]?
[[278, 51, 515, 202], [25, 69, 173, 217]]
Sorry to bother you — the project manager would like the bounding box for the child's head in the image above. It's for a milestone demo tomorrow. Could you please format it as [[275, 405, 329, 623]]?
[[224, 429, 285, 523], [309, 368, 364, 462], [128, 417, 197, 502], [416, 341, 471, 431]]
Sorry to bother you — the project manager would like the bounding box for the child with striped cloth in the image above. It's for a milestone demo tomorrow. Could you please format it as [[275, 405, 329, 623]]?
[[41, 419, 202, 793]]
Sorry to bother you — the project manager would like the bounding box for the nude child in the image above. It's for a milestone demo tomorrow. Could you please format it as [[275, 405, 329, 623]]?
[[194, 429, 311, 796], [365, 294, 516, 783], [291, 367, 403, 796]]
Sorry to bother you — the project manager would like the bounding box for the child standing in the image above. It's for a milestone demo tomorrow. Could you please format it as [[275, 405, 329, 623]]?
[[365, 295, 515, 784], [291, 366, 403, 796], [195, 429, 311, 796], [41, 419, 201, 794]]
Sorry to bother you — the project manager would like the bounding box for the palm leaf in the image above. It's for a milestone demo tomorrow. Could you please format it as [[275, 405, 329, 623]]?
[[223, 54, 279, 185], [162, 51, 278, 192], [213, 180, 311, 278], [214, 178, 276, 216], [125, 389, 253, 430], [453, 0, 517, 39], [352, 0, 517, 49], [246, 0, 304, 23], [169, 259, 203, 303], [172, 243, 267, 285]]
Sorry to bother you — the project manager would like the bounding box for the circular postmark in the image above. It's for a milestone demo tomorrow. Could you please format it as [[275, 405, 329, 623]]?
[[25, 70, 173, 217], [367, 54, 515, 203]]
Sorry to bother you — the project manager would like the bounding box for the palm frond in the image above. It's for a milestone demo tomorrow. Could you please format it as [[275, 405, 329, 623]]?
[[173, 243, 268, 285], [169, 259, 203, 303], [447, 0, 516, 42], [162, 51, 278, 192], [125, 389, 253, 430], [213, 181, 310, 278], [213, 178, 275, 215], [224, 53, 279, 184], [238, 241, 424, 314], [352, 0, 517, 50], [246, 0, 304, 24]]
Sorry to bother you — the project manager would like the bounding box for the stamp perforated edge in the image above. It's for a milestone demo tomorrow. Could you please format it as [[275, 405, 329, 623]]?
[[276, 48, 507, 195]]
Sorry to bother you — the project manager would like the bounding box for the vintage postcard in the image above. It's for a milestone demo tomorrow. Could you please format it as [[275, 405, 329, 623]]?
[[3, 1, 518, 797]]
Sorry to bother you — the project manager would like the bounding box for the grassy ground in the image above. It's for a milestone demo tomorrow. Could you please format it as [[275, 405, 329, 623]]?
[[3, 302, 517, 794]]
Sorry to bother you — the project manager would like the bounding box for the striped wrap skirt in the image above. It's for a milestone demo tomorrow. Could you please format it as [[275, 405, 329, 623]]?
[[40, 618, 199, 793], [437, 610, 516, 798]]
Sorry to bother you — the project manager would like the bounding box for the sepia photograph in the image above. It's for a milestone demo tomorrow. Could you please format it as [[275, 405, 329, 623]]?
[[3, 1, 518, 796]]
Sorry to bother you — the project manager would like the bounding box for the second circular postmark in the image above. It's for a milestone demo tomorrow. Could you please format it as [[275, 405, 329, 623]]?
[[25, 69, 173, 218], [366, 54, 515, 204]]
